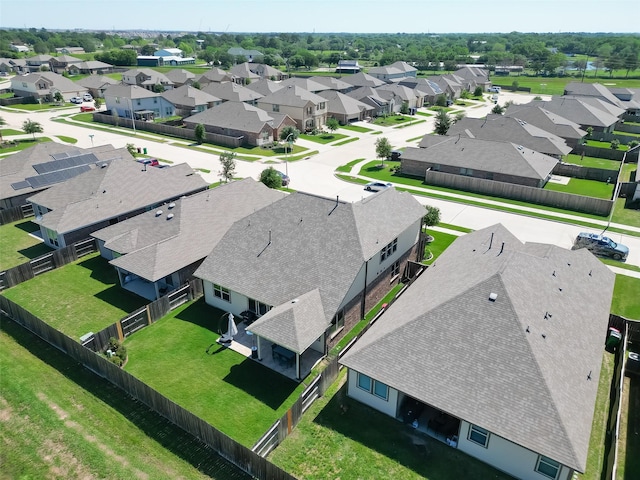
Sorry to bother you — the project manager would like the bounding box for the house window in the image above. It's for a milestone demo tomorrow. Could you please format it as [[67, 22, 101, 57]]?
[[357, 373, 389, 401], [213, 284, 231, 302], [154, 98, 158, 104], [329, 308, 344, 336], [380, 238, 398, 262], [44, 227, 58, 247], [535, 456, 560, 479], [272, 104, 280, 112], [460, 167, 474, 176], [468, 424, 489, 448], [115, 97, 120, 104], [391, 260, 400, 280], [432, 163, 441, 171], [248, 298, 269, 316], [136, 100, 141, 106]]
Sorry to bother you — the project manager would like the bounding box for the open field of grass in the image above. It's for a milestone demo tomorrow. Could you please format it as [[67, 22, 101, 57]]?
[[269, 370, 515, 480], [1, 253, 148, 340], [544, 177, 614, 199], [0, 219, 52, 271], [563, 154, 620, 170], [124, 298, 305, 447], [491, 75, 640, 95], [0, 316, 251, 480]]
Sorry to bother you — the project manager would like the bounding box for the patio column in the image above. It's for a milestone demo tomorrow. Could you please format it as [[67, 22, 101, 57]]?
[[154, 283, 160, 300], [296, 354, 300, 380], [256, 336, 263, 360]]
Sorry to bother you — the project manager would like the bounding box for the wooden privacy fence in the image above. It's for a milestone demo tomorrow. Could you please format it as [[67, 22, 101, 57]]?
[[87, 279, 205, 352], [552, 163, 619, 183], [0, 238, 97, 292], [577, 145, 639, 163], [0, 203, 33, 225], [424, 170, 614, 216], [0, 296, 296, 480]]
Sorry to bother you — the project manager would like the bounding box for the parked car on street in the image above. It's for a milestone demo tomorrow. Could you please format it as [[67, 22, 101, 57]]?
[[365, 182, 393, 192], [83, 93, 93, 102], [136, 158, 159, 167], [276, 170, 290, 186], [572, 232, 629, 261], [69, 96, 82, 104], [80, 105, 95, 112]]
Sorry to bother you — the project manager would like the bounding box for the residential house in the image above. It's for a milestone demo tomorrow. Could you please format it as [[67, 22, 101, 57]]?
[[341, 72, 386, 88], [246, 63, 287, 81], [257, 85, 327, 132], [309, 76, 354, 93], [195, 67, 237, 86], [404, 136, 558, 187], [194, 189, 427, 380], [164, 68, 196, 87], [608, 87, 640, 115], [55, 47, 85, 55], [103, 84, 176, 120], [25, 54, 54, 72], [161, 85, 222, 117], [48, 55, 83, 74], [504, 105, 587, 148], [447, 115, 573, 158], [10, 44, 30, 53], [318, 90, 377, 124], [227, 47, 264, 62], [69, 60, 114, 75], [0, 143, 131, 210], [201, 81, 263, 105], [92, 179, 285, 300], [245, 78, 285, 97], [340, 223, 614, 480], [336, 60, 361, 74], [0, 58, 15, 74], [527, 97, 622, 133], [74, 74, 119, 99], [28, 160, 208, 249], [228, 62, 261, 84], [154, 48, 183, 57], [454, 66, 491, 90], [183, 101, 294, 146], [278, 77, 332, 94], [398, 77, 444, 106], [7, 58, 28, 74], [346, 86, 394, 117], [375, 83, 425, 111], [10, 71, 87, 101], [121, 68, 174, 91], [563, 82, 635, 113], [368, 61, 418, 81]]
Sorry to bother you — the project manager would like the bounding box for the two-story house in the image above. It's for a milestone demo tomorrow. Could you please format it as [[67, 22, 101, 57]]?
[[257, 85, 328, 132], [103, 84, 176, 120]]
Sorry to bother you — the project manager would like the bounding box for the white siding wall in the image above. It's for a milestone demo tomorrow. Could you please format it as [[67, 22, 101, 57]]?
[[457, 420, 572, 480], [96, 240, 115, 260], [346, 369, 399, 418], [202, 280, 250, 316]]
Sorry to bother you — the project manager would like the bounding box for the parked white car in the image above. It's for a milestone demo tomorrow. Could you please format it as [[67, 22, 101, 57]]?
[[83, 93, 93, 102], [69, 96, 82, 104]]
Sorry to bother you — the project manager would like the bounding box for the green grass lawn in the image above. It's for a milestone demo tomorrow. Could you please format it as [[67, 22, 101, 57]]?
[[55, 135, 77, 144], [619, 163, 637, 183], [0, 219, 52, 271], [0, 316, 251, 480], [544, 178, 614, 199], [269, 370, 514, 480], [424, 231, 458, 265], [0, 137, 52, 153], [124, 298, 305, 447], [415, 110, 433, 117], [1, 253, 148, 340], [336, 158, 366, 173], [300, 132, 348, 144], [332, 137, 360, 146], [5, 103, 72, 111], [491, 76, 640, 96], [0, 128, 24, 136], [372, 114, 414, 127], [585, 139, 630, 151], [393, 119, 426, 129], [340, 124, 374, 133], [563, 154, 620, 170], [611, 275, 640, 320], [610, 198, 640, 228]]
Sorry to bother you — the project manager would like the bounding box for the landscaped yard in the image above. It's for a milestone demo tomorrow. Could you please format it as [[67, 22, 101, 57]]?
[[300, 132, 348, 144], [372, 114, 414, 126], [544, 178, 614, 199], [340, 124, 374, 133], [611, 275, 640, 320], [0, 315, 251, 480], [335, 158, 365, 173], [123, 298, 305, 447], [423, 231, 458, 265], [563, 153, 620, 170], [0, 219, 52, 271], [0, 137, 52, 153], [585, 139, 630, 151], [269, 370, 515, 480], [1, 253, 147, 339]]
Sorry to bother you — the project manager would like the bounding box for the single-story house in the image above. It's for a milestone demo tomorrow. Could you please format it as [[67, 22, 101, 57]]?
[[103, 84, 176, 120], [447, 115, 573, 158], [74, 74, 119, 99], [68, 60, 114, 75], [504, 105, 587, 149], [28, 160, 208, 249], [10, 71, 87, 101], [201, 81, 263, 105], [563, 82, 631, 112], [340, 223, 614, 480], [336, 60, 360, 74], [341, 72, 386, 89], [161, 85, 222, 117], [405, 136, 558, 188], [92, 179, 285, 301], [368, 61, 418, 81], [454, 66, 491, 90], [194, 189, 427, 380], [318, 90, 377, 124], [527, 97, 622, 134], [25, 54, 54, 72], [0, 143, 131, 210]]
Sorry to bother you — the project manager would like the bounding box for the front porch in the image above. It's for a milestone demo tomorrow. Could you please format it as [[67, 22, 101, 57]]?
[[218, 320, 324, 382]]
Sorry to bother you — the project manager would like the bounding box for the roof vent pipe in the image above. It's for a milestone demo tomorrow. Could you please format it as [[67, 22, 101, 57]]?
[[498, 242, 504, 255], [489, 292, 498, 302], [489, 232, 493, 249]]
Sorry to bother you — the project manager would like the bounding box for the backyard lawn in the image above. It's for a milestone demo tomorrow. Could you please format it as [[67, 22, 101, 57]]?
[[0, 315, 252, 480], [611, 275, 640, 320], [544, 178, 614, 199], [1, 253, 147, 339], [0, 219, 52, 271], [563, 153, 620, 170], [269, 370, 515, 480], [123, 298, 305, 447]]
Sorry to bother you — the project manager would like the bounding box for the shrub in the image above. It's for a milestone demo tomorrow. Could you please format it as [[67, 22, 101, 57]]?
[[610, 139, 620, 150], [109, 356, 124, 367]]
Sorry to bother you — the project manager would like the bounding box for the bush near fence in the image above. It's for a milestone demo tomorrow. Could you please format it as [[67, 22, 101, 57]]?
[[92, 112, 244, 148], [424, 170, 614, 216], [0, 296, 296, 480]]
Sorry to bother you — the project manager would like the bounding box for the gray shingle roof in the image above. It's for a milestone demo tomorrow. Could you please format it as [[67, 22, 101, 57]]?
[[504, 105, 587, 141], [412, 136, 558, 181], [183, 101, 274, 133], [341, 224, 615, 472], [164, 69, 196, 84], [29, 160, 207, 235], [201, 81, 263, 103], [317, 90, 373, 116], [448, 115, 573, 156], [195, 189, 425, 345], [308, 76, 353, 92], [92, 179, 285, 282], [103, 84, 159, 100], [528, 97, 621, 128], [245, 78, 285, 96], [563, 82, 626, 109], [278, 77, 332, 93], [161, 84, 220, 107], [341, 72, 386, 88], [258, 85, 326, 107], [75, 74, 119, 89]]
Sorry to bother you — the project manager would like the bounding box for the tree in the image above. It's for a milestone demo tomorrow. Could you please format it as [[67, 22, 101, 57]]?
[[260, 167, 282, 189], [0, 116, 5, 142], [491, 104, 505, 115], [219, 151, 236, 183], [192, 81, 201, 90], [400, 101, 409, 115], [374, 137, 392, 166], [152, 83, 165, 93], [423, 205, 441, 229], [610, 139, 620, 150], [326, 117, 340, 133], [586, 126, 593, 139], [194, 123, 205, 144], [435, 94, 447, 107], [434, 109, 452, 135], [473, 86, 483, 97], [53, 91, 63, 103], [126, 143, 137, 157], [511, 80, 519, 91], [22, 119, 43, 140], [279, 125, 300, 153], [94, 97, 102, 109]]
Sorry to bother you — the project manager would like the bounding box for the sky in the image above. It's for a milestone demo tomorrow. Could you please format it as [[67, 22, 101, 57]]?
[[1, 0, 638, 34]]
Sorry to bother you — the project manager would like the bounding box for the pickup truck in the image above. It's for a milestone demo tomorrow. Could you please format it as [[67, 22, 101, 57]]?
[[572, 232, 629, 261]]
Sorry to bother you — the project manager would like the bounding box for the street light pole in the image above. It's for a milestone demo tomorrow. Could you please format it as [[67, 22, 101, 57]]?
[[285, 132, 294, 177], [605, 142, 640, 231], [89, 134, 94, 147]]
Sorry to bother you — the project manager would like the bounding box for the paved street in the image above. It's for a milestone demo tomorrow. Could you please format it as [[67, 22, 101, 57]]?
[[2, 87, 639, 273]]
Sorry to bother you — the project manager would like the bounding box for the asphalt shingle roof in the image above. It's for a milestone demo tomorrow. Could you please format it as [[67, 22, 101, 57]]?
[[341, 224, 615, 472], [504, 105, 587, 141], [201, 81, 263, 103], [528, 97, 622, 128], [183, 101, 274, 132]]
